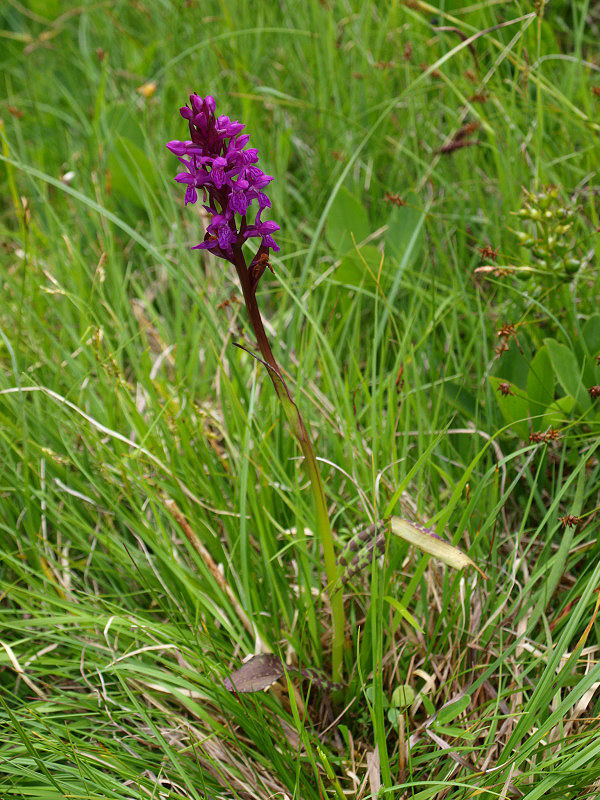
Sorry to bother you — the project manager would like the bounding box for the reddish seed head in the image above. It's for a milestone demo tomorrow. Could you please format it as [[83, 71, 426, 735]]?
[[497, 323, 516, 338], [559, 514, 582, 528], [385, 192, 406, 206], [479, 245, 499, 262], [530, 428, 560, 444]]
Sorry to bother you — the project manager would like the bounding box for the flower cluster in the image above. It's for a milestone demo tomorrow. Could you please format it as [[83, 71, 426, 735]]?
[[167, 94, 279, 260]]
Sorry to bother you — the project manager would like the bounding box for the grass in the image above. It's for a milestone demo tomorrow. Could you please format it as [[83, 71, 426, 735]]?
[[1, 0, 599, 798]]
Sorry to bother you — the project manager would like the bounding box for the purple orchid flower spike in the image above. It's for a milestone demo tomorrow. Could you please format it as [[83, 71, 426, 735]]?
[[167, 94, 347, 685], [167, 93, 279, 263], [243, 210, 280, 252]]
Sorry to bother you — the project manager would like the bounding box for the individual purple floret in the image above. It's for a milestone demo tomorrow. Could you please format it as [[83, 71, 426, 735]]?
[[167, 94, 279, 261]]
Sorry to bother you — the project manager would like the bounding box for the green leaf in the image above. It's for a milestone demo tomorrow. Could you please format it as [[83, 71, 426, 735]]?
[[582, 315, 600, 361], [527, 345, 555, 428], [384, 191, 424, 266], [494, 340, 529, 389], [365, 685, 387, 707], [489, 376, 530, 438], [109, 135, 159, 207], [391, 684, 416, 708], [581, 315, 600, 388], [545, 394, 576, 427], [443, 381, 478, 418], [436, 694, 471, 724], [334, 245, 383, 288], [544, 338, 590, 412], [326, 186, 370, 253], [421, 694, 435, 716], [432, 724, 476, 741], [387, 707, 401, 726], [384, 596, 424, 633]]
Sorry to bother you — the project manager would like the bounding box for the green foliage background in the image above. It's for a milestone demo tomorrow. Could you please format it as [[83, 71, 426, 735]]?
[[0, 1, 599, 798]]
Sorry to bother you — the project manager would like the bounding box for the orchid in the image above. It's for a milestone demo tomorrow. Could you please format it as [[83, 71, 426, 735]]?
[[167, 93, 279, 262], [167, 94, 345, 682]]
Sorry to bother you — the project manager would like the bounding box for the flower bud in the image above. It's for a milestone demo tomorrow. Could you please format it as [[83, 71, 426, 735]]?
[[555, 224, 572, 235], [514, 230, 534, 245], [537, 192, 550, 210], [515, 269, 533, 281]]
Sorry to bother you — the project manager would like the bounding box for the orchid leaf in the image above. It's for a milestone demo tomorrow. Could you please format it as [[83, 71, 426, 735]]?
[[545, 338, 591, 412], [326, 185, 370, 253]]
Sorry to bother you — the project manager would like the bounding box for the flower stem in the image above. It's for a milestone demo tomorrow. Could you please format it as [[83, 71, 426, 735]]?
[[232, 248, 345, 682]]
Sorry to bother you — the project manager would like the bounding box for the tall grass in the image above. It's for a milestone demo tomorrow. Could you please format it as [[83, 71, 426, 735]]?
[[1, 1, 599, 798]]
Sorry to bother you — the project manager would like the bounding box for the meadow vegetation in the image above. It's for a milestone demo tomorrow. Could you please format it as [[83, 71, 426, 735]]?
[[0, 1, 599, 798]]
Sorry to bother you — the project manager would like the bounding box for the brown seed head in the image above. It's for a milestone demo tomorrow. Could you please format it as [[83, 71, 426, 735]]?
[[479, 245, 499, 261], [384, 192, 406, 207], [559, 514, 582, 528], [530, 428, 561, 443], [437, 139, 477, 154], [455, 122, 480, 141], [497, 323, 516, 338]]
